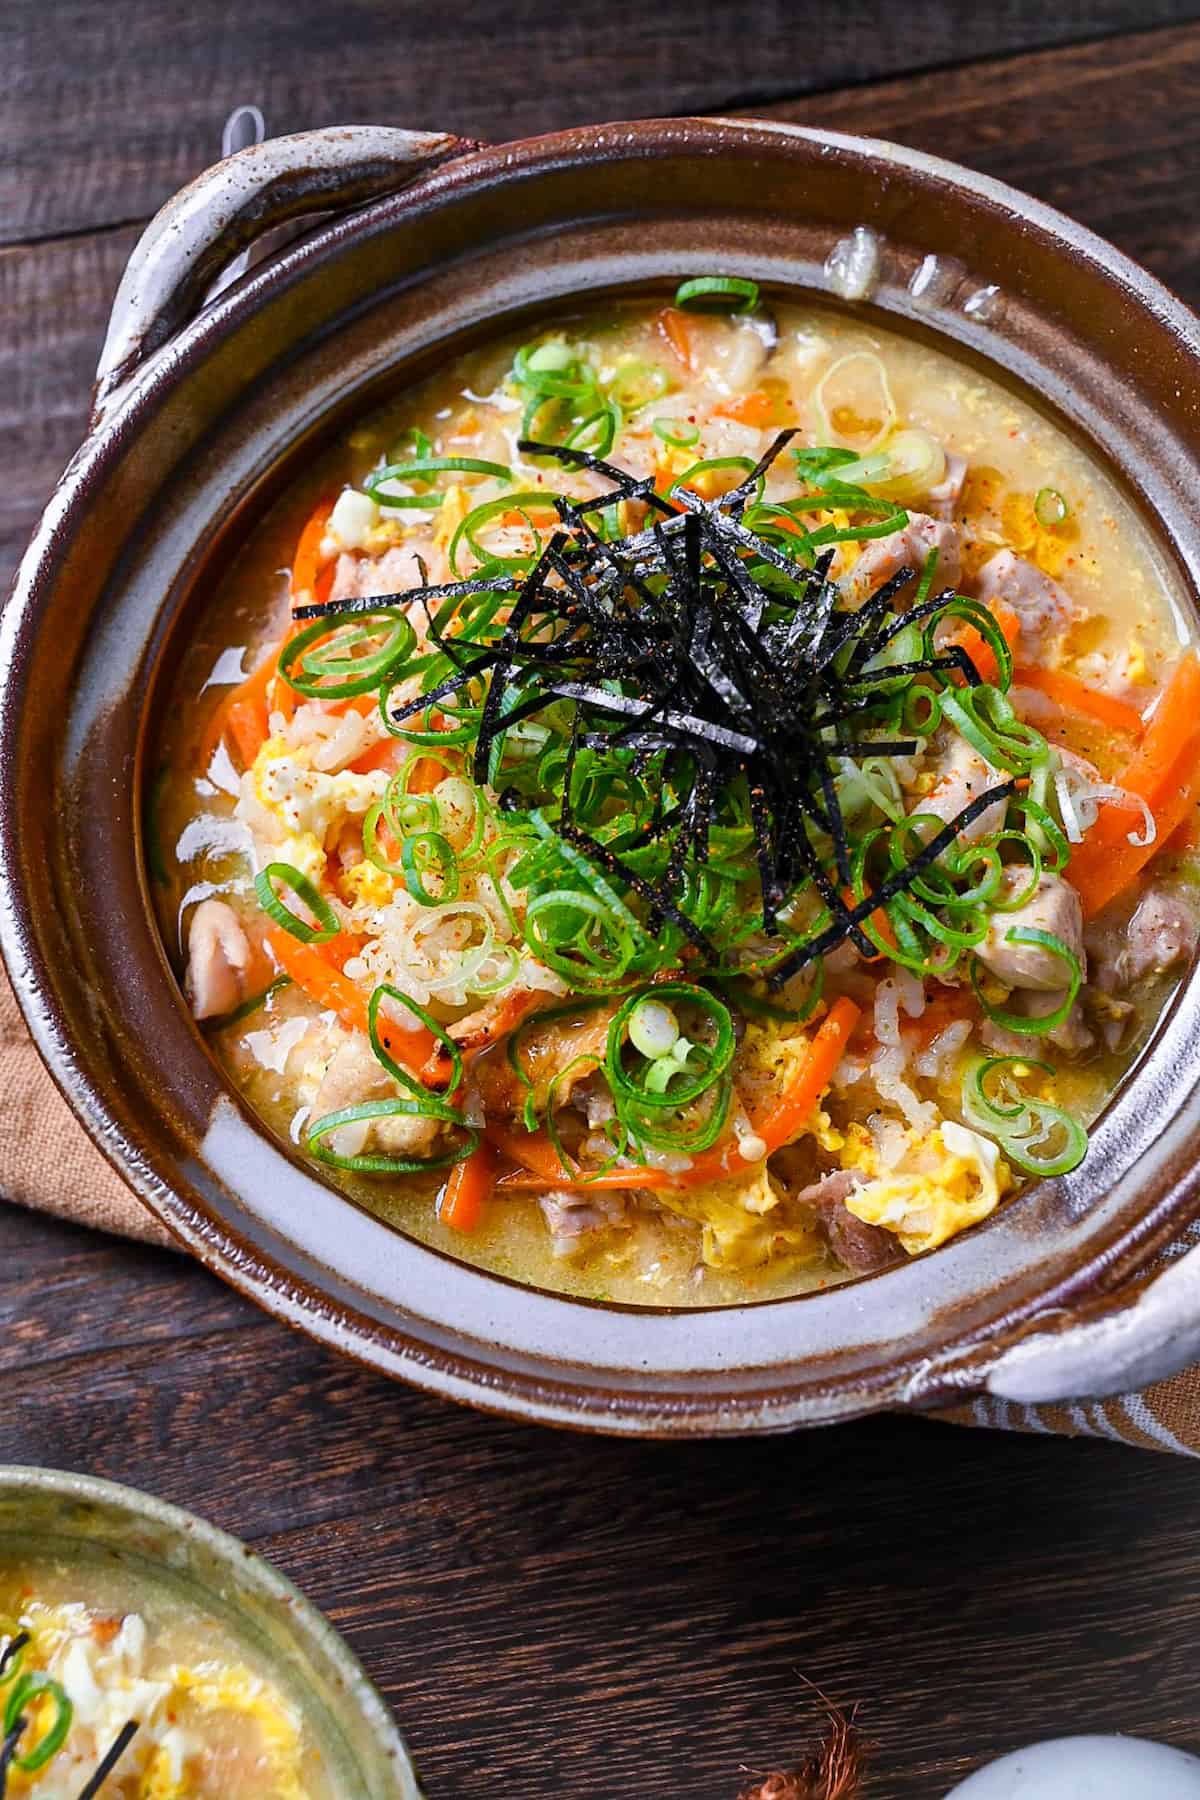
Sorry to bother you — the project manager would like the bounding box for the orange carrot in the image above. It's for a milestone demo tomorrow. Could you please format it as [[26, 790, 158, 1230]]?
[[490, 995, 862, 1192], [198, 642, 282, 769], [656, 306, 698, 374], [1067, 653, 1200, 915], [439, 1140, 496, 1234], [951, 605, 1021, 687], [291, 497, 336, 613], [264, 927, 451, 1085], [713, 389, 774, 428], [452, 988, 544, 1057], [908, 983, 975, 1049], [225, 696, 270, 766], [1014, 664, 1144, 737]]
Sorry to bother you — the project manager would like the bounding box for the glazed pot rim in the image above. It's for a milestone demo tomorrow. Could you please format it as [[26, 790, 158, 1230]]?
[[5, 115, 1200, 1435], [0, 1463, 417, 1789]]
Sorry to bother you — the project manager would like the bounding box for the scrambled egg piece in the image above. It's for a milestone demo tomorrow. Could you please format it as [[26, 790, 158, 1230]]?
[[655, 1163, 823, 1270], [433, 484, 471, 556], [338, 858, 394, 908], [246, 738, 387, 881], [842, 1119, 1013, 1255], [7, 1602, 309, 1798]]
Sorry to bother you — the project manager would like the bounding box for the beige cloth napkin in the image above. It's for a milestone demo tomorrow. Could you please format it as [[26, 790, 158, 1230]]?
[[0, 966, 173, 1248], [5, 961, 1198, 1449]]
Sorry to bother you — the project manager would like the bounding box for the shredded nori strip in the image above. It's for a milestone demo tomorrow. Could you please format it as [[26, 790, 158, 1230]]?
[[0, 1717, 25, 1797], [294, 434, 1015, 982], [0, 1635, 27, 1683], [76, 1720, 140, 1799]]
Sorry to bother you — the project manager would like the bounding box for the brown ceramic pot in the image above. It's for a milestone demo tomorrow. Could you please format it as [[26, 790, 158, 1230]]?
[[5, 119, 1200, 1435]]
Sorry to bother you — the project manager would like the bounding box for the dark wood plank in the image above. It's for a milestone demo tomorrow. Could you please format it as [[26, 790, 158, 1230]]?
[[781, 20, 1200, 293], [5, 1, 1199, 244], [0, 1205, 252, 1373], [6, 23, 1200, 598], [4, 1244, 1200, 1800], [0, 223, 140, 591]]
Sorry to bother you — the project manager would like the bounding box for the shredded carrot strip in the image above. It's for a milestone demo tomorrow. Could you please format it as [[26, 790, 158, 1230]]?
[[264, 926, 450, 1084], [439, 1140, 496, 1234], [224, 696, 270, 767], [713, 389, 774, 427], [1014, 664, 1144, 736], [490, 995, 863, 1192], [951, 605, 1021, 687], [656, 306, 698, 374], [290, 497, 336, 613], [1067, 653, 1200, 915]]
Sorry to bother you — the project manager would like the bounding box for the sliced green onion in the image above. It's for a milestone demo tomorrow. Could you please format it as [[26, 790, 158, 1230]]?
[[367, 982, 464, 1098], [606, 982, 735, 1113], [306, 1099, 476, 1175], [0, 1626, 27, 1686], [5, 1673, 73, 1772], [305, 984, 478, 1173], [513, 344, 596, 398], [367, 456, 513, 491], [652, 417, 700, 448], [675, 275, 760, 313], [447, 490, 557, 576], [970, 929, 1082, 1035], [670, 456, 760, 501], [607, 360, 670, 413], [526, 341, 576, 373], [361, 489, 442, 512], [1034, 487, 1069, 527], [278, 608, 416, 699], [254, 864, 340, 944], [524, 889, 636, 990], [214, 974, 294, 1030], [401, 830, 459, 906], [567, 405, 620, 459], [939, 684, 1046, 773], [628, 998, 680, 1060], [962, 1055, 1088, 1177]]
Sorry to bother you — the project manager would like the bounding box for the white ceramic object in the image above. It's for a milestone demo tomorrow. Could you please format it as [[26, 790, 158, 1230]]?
[[947, 1735, 1200, 1798]]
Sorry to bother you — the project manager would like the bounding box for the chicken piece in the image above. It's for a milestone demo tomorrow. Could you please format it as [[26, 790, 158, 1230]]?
[[186, 899, 254, 1021], [539, 1189, 629, 1257], [448, 987, 545, 1055], [474, 1003, 616, 1116], [1090, 989, 1137, 1054], [925, 452, 967, 523], [1089, 886, 1198, 992], [309, 1037, 441, 1160], [981, 990, 1094, 1057], [974, 550, 1079, 655], [841, 513, 961, 608], [796, 1170, 899, 1274], [329, 542, 432, 605], [976, 870, 1085, 991], [908, 728, 1008, 845]]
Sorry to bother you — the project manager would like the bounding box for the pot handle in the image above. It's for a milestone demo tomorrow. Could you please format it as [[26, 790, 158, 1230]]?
[[92, 125, 477, 425], [908, 1236, 1200, 1410]]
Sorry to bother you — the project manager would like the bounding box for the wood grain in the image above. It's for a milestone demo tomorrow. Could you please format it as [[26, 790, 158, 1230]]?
[[5, 1211, 1200, 1800], [7, 12, 1200, 1798], [6, 22, 1200, 593], [5, 1, 1199, 244]]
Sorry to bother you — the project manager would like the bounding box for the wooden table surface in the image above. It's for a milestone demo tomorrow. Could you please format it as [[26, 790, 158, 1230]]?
[[6, 5, 1200, 1794]]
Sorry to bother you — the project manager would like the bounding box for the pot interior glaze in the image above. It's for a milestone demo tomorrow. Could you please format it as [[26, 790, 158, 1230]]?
[[4, 119, 1200, 1434]]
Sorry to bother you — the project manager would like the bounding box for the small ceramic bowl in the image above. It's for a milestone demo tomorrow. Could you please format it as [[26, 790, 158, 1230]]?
[[0, 1465, 419, 1796], [5, 119, 1200, 1434]]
